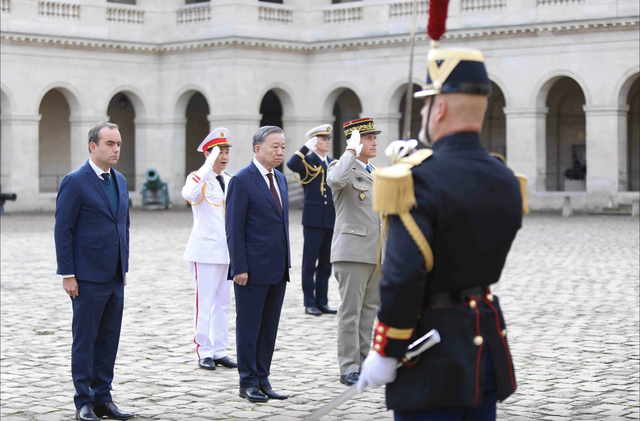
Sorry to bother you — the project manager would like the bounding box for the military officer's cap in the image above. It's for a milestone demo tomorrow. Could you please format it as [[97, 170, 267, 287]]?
[[414, 48, 492, 98], [342, 117, 381, 140], [306, 124, 332, 139], [197, 127, 233, 153]]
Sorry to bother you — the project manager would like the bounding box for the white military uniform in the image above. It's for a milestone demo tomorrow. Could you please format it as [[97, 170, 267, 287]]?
[[182, 148, 233, 361]]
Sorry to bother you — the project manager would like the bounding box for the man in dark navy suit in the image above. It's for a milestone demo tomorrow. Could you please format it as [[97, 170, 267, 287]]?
[[55, 122, 134, 421], [357, 46, 524, 420], [286, 124, 337, 316], [226, 126, 290, 403]]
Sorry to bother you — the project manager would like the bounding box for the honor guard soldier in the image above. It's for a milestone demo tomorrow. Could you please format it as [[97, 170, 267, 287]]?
[[327, 118, 382, 386], [357, 3, 526, 419], [182, 128, 238, 371], [286, 124, 338, 316]]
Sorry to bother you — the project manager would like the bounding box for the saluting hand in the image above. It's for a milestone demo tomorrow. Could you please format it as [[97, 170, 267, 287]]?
[[63, 276, 79, 298], [304, 136, 318, 152], [205, 146, 221, 168], [346, 129, 363, 157], [234, 272, 248, 286]]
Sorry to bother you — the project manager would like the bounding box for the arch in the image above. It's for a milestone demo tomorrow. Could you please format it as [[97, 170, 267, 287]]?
[[34, 82, 82, 117], [544, 77, 587, 192], [487, 74, 511, 108], [39, 88, 73, 192], [172, 85, 213, 120], [0, 83, 14, 116], [107, 92, 137, 190], [323, 87, 363, 157], [257, 84, 295, 118], [534, 70, 592, 109], [616, 69, 640, 107], [185, 92, 211, 175], [386, 77, 424, 115], [626, 77, 639, 191], [103, 86, 148, 120], [321, 82, 365, 118], [480, 81, 507, 157]]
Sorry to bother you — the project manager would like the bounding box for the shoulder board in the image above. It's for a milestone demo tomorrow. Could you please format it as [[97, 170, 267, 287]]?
[[399, 149, 433, 166], [224, 170, 234, 177], [190, 171, 197, 175], [490, 152, 507, 165]]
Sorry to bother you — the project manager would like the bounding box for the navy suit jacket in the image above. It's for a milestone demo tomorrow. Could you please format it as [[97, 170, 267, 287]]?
[[286, 146, 335, 229], [226, 160, 290, 285], [55, 160, 130, 283]]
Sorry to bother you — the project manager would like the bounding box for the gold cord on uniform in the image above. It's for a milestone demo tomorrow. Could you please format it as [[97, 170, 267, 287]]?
[[291, 153, 326, 195]]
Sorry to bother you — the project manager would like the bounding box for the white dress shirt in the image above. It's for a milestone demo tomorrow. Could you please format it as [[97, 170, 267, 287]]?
[[355, 159, 371, 172], [253, 158, 282, 206], [314, 152, 327, 163]]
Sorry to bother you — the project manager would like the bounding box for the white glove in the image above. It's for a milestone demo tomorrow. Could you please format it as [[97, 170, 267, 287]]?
[[196, 146, 220, 180], [385, 139, 418, 164], [304, 136, 318, 152], [346, 129, 363, 157], [357, 352, 398, 394]]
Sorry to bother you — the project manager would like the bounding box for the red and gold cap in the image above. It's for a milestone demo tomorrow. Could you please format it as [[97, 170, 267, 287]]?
[[197, 127, 232, 153], [342, 118, 381, 140]]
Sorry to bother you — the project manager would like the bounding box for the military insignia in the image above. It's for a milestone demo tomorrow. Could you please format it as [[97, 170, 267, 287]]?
[[359, 192, 366, 201], [219, 132, 225, 138]]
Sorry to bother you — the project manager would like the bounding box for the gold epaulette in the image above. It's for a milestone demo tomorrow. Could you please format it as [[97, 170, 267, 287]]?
[[373, 149, 433, 216], [490, 152, 529, 215], [224, 170, 234, 177]]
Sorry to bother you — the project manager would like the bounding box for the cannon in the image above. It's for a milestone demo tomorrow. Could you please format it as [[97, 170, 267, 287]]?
[[0, 191, 17, 215], [141, 168, 170, 210]]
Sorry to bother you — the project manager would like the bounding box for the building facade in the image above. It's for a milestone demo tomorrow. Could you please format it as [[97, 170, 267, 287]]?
[[1, 0, 638, 211]]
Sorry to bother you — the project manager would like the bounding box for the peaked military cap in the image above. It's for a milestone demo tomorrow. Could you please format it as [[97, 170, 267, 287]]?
[[197, 127, 232, 152], [306, 124, 332, 139], [343, 117, 381, 140]]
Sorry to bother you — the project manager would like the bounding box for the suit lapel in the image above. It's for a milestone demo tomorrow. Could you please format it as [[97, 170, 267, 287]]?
[[249, 161, 283, 219], [84, 162, 116, 221], [275, 171, 288, 218], [114, 169, 128, 220]]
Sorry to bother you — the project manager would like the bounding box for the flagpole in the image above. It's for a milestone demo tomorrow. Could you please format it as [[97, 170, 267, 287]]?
[[402, 0, 419, 140]]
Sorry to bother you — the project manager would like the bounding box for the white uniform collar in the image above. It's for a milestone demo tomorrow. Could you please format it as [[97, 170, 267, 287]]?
[[314, 151, 327, 162]]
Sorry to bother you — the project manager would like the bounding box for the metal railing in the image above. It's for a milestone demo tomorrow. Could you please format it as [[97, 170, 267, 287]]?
[[107, 6, 144, 25], [38, 1, 80, 19]]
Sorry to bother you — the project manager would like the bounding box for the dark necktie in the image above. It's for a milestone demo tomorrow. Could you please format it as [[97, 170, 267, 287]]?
[[216, 175, 225, 193], [266, 173, 283, 215], [102, 172, 110, 182]]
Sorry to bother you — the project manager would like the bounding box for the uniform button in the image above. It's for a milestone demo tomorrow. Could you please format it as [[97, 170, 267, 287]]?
[[375, 335, 383, 343], [350, 230, 354, 233], [501, 329, 507, 337], [374, 344, 381, 351], [473, 336, 483, 346], [115, 241, 119, 245], [380, 224, 383, 227], [324, 195, 327, 198], [204, 236, 208, 239], [487, 294, 494, 302], [324, 201, 327, 204], [469, 299, 476, 310], [377, 326, 385, 334]]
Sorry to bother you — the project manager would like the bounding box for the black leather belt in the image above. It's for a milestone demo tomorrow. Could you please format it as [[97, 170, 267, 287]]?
[[425, 287, 488, 308]]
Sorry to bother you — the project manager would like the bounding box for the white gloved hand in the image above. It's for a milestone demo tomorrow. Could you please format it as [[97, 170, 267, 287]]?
[[196, 146, 220, 180], [385, 139, 418, 163], [304, 136, 318, 152], [357, 352, 398, 394], [346, 129, 363, 157]]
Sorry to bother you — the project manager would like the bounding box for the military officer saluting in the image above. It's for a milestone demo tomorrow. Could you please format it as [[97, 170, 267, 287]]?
[[286, 124, 337, 316], [357, 6, 525, 419], [182, 128, 238, 371]]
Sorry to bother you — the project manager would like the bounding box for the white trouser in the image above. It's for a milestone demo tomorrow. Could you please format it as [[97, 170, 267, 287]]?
[[189, 262, 232, 360]]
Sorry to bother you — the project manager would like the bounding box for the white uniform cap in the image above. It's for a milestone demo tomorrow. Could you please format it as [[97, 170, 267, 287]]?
[[306, 124, 332, 139], [197, 127, 232, 152]]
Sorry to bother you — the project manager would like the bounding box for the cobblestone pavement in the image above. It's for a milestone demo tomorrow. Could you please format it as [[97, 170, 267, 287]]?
[[1, 209, 639, 421]]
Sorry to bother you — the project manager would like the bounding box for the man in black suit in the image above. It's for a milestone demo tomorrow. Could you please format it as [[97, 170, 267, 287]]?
[[55, 122, 134, 421], [286, 124, 337, 316], [226, 126, 291, 403]]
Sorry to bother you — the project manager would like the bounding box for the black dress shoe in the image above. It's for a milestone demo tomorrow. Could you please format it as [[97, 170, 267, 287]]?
[[318, 304, 337, 314], [340, 372, 359, 386], [305, 306, 322, 316], [259, 386, 288, 400], [214, 356, 238, 368], [198, 357, 216, 370], [239, 386, 269, 403], [76, 405, 99, 421], [93, 401, 135, 420]]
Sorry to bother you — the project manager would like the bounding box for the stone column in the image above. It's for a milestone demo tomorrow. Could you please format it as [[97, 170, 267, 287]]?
[[160, 118, 187, 206], [370, 112, 402, 167], [69, 116, 108, 170], [207, 114, 262, 175], [1, 114, 41, 211], [132, 118, 162, 205], [583, 105, 629, 198], [504, 107, 548, 193]]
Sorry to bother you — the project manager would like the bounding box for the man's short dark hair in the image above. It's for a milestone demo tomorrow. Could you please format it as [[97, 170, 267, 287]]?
[[252, 126, 284, 149], [88, 121, 119, 153]]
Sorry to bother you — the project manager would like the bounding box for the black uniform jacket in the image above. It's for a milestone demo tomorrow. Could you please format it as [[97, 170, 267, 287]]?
[[377, 132, 523, 411], [286, 146, 335, 229]]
